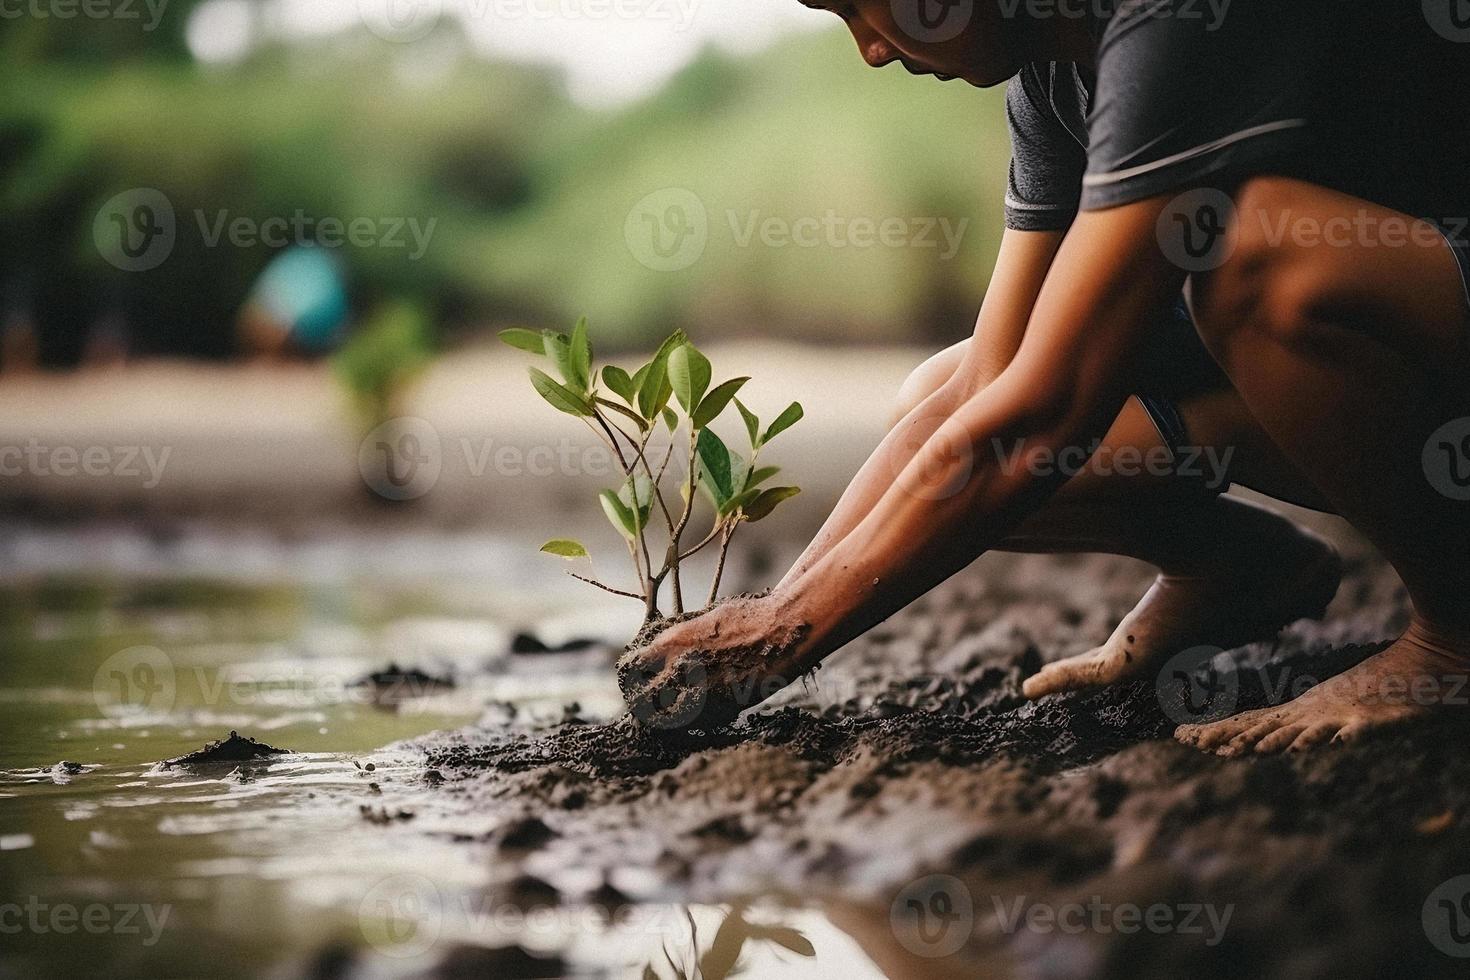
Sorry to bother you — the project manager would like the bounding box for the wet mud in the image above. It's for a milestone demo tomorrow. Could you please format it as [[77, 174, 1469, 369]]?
[[403, 549, 1470, 978]]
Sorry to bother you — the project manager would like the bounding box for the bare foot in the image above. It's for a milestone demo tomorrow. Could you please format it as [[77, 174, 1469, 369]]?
[[617, 593, 811, 733], [1175, 619, 1470, 755], [1022, 529, 1341, 699]]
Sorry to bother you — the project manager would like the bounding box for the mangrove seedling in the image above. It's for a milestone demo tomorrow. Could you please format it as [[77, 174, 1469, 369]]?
[[500, 318, 803, 625]]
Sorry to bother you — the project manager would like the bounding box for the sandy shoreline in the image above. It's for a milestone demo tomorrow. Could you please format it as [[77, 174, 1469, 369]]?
[[0, 342, 914, 531]]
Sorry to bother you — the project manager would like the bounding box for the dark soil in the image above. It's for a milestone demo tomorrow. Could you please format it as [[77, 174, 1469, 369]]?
[[509, 632, 602, 655], [402, 548, 1470, 979], [160, 731, 289, 768], [353, 663, 456, 700], [615, 592, 810, 731]]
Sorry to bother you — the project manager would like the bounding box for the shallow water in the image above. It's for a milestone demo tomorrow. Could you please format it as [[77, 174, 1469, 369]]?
[[0, 523, 886, 977]]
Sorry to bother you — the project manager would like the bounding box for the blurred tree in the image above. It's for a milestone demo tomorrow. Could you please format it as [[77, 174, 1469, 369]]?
[[0, 0, 210, 65], [1, 24, 1008, 365]]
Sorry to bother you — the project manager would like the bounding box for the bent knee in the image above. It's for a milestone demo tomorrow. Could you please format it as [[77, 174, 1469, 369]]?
[[1188, 176, 1349, 354], [893, 340, 972, 426]]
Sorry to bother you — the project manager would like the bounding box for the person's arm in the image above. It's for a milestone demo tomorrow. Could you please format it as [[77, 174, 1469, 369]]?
[[778, 226, 1064, 587], [780, 196, 1187, 661]]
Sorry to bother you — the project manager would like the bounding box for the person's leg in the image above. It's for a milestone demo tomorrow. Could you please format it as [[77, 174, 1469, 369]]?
[[892, 340, 1342, 698], [1172, 177, 1470, 754]]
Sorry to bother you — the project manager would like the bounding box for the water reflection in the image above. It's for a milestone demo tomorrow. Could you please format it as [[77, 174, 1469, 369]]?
[[0, 530, 919, 979], [635, 904, 814, 979]]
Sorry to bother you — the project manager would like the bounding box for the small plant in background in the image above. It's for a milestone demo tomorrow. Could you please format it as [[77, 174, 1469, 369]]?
[[334, 299, 435, 437], [500, 318, 802, 625], [334, 300, 437, 503]]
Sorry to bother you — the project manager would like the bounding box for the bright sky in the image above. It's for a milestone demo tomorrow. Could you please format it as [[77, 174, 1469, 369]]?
[[188, 0, 835, 106]]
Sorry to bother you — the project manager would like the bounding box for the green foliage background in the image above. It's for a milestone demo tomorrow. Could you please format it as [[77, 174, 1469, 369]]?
[[1, 13, 1010, 362]]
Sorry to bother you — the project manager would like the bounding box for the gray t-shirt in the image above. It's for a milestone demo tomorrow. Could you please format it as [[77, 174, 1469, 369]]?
[[1003, 0, 1339, 232]]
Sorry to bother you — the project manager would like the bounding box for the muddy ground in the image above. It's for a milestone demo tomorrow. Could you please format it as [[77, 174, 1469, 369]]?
[[397, 545, 1470, 979]]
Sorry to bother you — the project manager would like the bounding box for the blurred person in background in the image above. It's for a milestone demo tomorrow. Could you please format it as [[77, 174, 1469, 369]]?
[[237, 246, 351, 361]]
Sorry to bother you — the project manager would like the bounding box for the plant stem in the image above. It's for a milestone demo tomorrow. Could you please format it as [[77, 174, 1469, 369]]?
[[567, 572, 644, 602], [678, 524, 723, 562], [706, 523, 735, 607], [632, 430, 682, 615], [667, 427, 700, 616], [590, 412, 658, 601]]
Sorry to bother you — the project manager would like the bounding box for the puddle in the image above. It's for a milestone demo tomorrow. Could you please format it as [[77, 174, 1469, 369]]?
[[0, 522, 888, 978]]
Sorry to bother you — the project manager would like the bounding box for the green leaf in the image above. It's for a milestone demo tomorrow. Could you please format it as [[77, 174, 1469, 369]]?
[[662, 406, 679, 431], [633, 331, 684, 420], [745, 465, 780, 490], [528, 367, 592, 416], [601, 365, 636, 403], [599, 489, 637, 541], [667, 343, 711, 414], [742, 486, 800, 522], [695, 428, 747, 509], [692, 377, 749, 429], [569, 316, 592, 388], [542, 331, 584, 390], [735, 397, 760, 448], [640, 357, 670, 423], [539, 539, 589, 559], [720, 487, 760, 516], [761, 401, 804, 446], [498, 327, 546, 353], [636, 354, 671, 420], [617, 473, 654, 531], [596, 397, 650, 432]]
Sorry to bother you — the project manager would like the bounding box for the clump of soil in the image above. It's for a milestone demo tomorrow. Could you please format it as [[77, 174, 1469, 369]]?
[[353, 663, 455, 700], [160, 731, 289, 768], [615, 593, 810, 732], [510, 633, 602, 655]]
